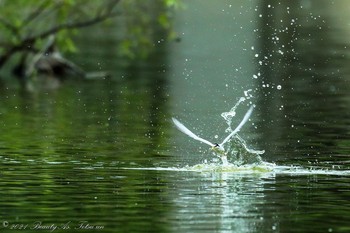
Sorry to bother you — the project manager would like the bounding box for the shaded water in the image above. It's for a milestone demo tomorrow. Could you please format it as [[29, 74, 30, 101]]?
[[1, 0, 350, 233]]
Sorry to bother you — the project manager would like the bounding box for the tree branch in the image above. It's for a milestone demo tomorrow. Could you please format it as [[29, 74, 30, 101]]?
[[0, 39, 39, 69], [0, 0, 121, 70], [22, 0, 51, 28], [0, 17, 19, 36], [25, 0, 120, 42]]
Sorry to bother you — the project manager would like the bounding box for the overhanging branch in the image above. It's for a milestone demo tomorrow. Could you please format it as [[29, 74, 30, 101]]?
[[0, 0, 121, 70], [34, 13, 119, 41]]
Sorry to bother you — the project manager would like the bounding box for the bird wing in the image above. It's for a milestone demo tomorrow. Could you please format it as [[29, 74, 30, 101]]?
[[220, 105, 254, 146], [172, 117, 215, 147]]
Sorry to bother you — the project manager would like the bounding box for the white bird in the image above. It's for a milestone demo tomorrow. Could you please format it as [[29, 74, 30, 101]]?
[[172, 105, 254, 155]]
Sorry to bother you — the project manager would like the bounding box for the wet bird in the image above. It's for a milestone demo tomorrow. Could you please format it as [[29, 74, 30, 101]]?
[[172, 105, 254, 163]]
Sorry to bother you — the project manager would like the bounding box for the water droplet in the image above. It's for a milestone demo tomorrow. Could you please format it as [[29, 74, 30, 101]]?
[[277, 85, 282, 90]]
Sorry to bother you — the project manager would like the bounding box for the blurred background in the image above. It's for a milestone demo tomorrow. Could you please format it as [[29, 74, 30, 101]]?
[[0, 0, 350, 232]]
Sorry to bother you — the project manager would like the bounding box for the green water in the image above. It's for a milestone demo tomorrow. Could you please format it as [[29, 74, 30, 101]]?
[[1, 0, 350, 232]]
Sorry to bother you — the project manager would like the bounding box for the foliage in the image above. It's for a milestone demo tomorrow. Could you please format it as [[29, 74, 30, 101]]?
[[116, 0, 182, 60], [0, 0, 181, 72]]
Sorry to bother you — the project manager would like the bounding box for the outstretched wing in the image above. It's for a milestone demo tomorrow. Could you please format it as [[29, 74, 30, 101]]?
[[172, 117, 215, 147], [220, 105, 254, 146]]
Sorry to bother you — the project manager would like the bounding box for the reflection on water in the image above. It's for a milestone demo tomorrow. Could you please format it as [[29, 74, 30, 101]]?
[[124, 165, 350, 233], [169, 172, 271, 232], [1, 0, 350, 233]]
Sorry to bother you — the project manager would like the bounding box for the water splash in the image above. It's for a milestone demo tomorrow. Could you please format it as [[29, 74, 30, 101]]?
[[124, 163, 350, 176], [218, 95, 265, 165], [221, 89, 253, 133], [122, 162, 274, 173], [172, 98, 259, 166], [224, 135, 265, 165], [188, 161, 273, 173], [221, 96, 246, 132]]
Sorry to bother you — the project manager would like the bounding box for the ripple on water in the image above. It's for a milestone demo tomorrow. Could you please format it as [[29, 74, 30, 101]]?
[[123, 162, 350, 176]]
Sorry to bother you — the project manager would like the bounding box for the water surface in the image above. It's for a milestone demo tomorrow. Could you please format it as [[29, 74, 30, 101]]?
[[1, 0, 350, 232]]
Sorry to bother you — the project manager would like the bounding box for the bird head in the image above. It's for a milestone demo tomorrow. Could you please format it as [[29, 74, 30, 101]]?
[[211, 143, 226, 155]]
